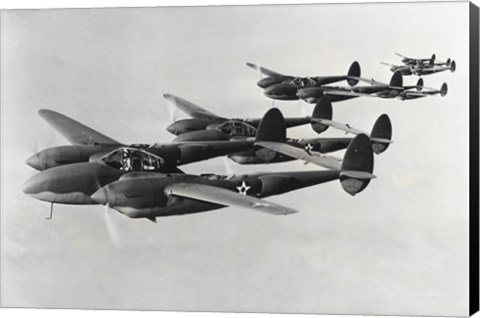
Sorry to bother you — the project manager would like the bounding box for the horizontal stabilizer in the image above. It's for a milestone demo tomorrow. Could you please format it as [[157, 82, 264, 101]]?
[[256, 141, 342, 170], [38, 109, 120, 145], [341, 170, 376, 179], [165, 182, 297, 215], [312, 118, 366, 136]]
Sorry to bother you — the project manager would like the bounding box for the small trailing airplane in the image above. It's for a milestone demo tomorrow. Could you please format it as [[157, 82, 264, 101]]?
[[164, 94, 314, 141], [229, 99, 392, 165], [90, 133, 375, 221], [296, 71, 447, 103], [381, 52, 456, 76], [26, 109, 256, 171], [246, 61, 361, 101]]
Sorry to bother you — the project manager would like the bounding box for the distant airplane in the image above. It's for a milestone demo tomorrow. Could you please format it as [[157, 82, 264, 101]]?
[[246, 61, 361, 101], [163, 94, 313, 141], [296, 71, 447, 103], [381, 52, 456, 76], [90, 133, 376, 221], [26, 109, 255, 171]]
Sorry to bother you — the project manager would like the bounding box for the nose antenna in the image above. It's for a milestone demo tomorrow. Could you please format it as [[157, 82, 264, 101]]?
[[46, 202, 54, 220]]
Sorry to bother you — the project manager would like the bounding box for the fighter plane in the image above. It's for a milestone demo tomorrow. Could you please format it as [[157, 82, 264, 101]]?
[[163, 94, 315, 141], [23, 107, 377, 215], [229, 98, 392, 165], [246, 61, 361, 101], [26, 109, 256, 171], [381, 53, 456, 76], [90, 133, 375, 221], [296, 71, 447, 103], [164, 94, 392, 164]]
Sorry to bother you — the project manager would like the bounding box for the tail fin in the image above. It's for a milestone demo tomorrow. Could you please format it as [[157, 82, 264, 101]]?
[[311, 97, 333, 133], [389, 71, 403, 88], [370, 114, 392, 154], [446, 58, 451, 67], [256, 108, 286, 143], [429, 54, 436, 66], [255, 108, 286, 162], [440, 83, 448, 97], [416, 78, 424, 91], [340, 134, 375, 196], [346, 61, 361, 86], [450, 60, 456, 72]]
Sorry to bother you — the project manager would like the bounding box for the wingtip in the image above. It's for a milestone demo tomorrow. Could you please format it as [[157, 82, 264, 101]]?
[[38, 109, 56, 118]]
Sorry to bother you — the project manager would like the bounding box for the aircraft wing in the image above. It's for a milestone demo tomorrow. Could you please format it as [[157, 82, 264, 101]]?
[[256, 141, 342, 170], [245, 117, 310, 128], [165, 182, 298, 215], [312, 118, 367, 135], [246, 63, 285, 77], [324, 89, 373, 98], [163, 94, 224, 120], [38, 109, 121, 145], [349, 76, 389, 86]]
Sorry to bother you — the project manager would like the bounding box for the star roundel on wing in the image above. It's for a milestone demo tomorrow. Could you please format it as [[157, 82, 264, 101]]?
[[236, 180, 251, 196]]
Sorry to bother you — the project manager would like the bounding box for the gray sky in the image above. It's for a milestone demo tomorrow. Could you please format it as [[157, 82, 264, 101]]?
[[0, 2, 472, 316]]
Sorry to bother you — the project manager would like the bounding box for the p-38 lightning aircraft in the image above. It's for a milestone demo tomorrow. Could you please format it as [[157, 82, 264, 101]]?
[[381, 52, 456, 76], [25, 109, 256, 171], [296, 71, 447, 103], [89, 133, 375, 220], [228, 98, 392, 165], [164, 93, 315, 141], [246, 61, 361, 101]]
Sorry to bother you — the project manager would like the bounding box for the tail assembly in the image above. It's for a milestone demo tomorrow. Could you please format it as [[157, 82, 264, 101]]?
[[389, 71, 403, 88], [429, 54, 436, 66], [446, 58, 451, 67], [340, 134, 375, 196], [311, 97, 333, 133], [450, 60, 456, 72], [346, 61, 361, 86], [416, 78, 424, 91], [440, 83, 448, 97], [255, 108, 286, 162], [370, 114, 392, 154]]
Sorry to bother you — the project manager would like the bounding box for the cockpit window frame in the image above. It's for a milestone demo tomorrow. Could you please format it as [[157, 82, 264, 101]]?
[[101, 147, 165, 172]]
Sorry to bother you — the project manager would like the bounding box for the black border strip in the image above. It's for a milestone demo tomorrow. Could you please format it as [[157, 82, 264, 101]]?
[[470, 1, 479, 316]]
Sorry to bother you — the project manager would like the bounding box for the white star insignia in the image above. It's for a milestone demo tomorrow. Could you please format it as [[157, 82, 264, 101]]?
[[305, 143, 313, 154], [236, 181, 251, 195]]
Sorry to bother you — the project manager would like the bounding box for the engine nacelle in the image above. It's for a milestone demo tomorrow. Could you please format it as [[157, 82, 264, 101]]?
[[178, 144, 211, 164], [255, 147, 278, 163], [258, 175, 292, 197]]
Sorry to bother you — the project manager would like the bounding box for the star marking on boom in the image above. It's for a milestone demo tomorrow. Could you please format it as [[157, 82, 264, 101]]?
[[304, 143, 313, 154], [236, 181, 251, 195]]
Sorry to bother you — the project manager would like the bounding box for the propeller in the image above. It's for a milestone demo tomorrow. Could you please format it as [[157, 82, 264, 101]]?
[[164, 100, 182, 123], [223, 155, 236, 175], [103, 203, 124, 249]]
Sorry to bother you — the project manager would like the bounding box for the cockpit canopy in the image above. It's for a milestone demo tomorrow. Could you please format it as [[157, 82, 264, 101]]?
[[215, 120, 256, 137], [101, 147, 165, 172], [292, 77, 316, 88]]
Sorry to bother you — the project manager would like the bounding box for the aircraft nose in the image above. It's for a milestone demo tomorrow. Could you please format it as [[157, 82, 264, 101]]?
[[166, 123, 177, 135], [26, 154, 41, 170], [22, 173, 43, 195], [91, 188, 108, 205]]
